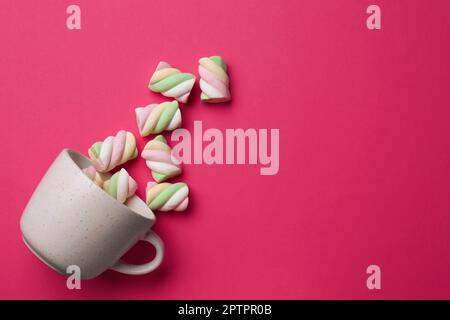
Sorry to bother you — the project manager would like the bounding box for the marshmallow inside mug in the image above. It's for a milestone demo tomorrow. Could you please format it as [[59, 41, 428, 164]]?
[[67, 149, 154, 220]]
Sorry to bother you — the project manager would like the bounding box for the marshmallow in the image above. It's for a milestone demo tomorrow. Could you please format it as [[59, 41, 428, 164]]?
[[199, 56, 231, 103], [82, 165, 111, 187], [88, 130, 138, 172], [135, 101, 182, 137], [146, 182, 189, 212], [141, 135, 182, 183], [148, 61, 196, 103], [103, 169, 137, 204]]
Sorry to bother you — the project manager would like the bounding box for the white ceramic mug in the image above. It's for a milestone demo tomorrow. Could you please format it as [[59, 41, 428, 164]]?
[[20, 149, 164, 279]]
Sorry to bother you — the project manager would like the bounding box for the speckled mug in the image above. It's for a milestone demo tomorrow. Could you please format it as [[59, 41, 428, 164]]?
[[20, 149, 164, 279]]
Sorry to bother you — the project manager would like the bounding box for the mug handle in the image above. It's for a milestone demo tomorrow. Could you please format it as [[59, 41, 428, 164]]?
[[110, 230, 164, 275]]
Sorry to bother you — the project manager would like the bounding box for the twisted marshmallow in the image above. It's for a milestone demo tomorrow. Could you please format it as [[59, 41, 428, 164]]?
[[135, 101, 181, 137], [88, 130, 138, 173], [142, 135, 181, 183], [103, 169, 137, 204], [199, 56, 231, 103], [146, 182, 189, 212], [148, 61, 196, 103], [82, 165, 111, 187]]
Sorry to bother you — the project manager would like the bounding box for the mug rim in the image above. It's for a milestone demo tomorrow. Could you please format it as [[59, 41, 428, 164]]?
[[62, 148, 155, 222]]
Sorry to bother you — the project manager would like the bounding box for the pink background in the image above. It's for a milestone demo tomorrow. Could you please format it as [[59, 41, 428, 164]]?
[[1, 0, 450, 299]]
